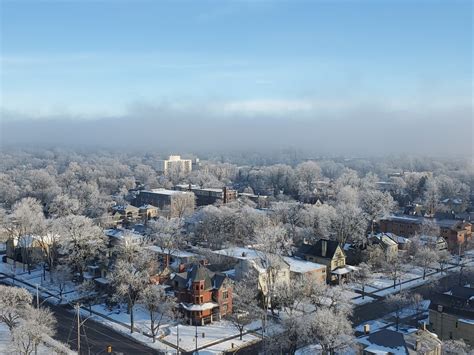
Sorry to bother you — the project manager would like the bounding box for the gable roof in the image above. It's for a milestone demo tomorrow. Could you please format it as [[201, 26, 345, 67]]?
[[296, 239, 344, 259], [358, 329, 409, 355]]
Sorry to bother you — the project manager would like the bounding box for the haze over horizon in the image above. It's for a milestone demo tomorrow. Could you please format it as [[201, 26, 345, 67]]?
[[0, 0, 472, 156]]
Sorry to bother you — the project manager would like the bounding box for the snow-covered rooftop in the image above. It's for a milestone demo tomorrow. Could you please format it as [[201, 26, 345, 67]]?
[[180, 302, 218, 312], [282, 256, 325, 273], [146, 246, 201, 258], [213, 247, 261, 260], [147, 188, 188, 196]]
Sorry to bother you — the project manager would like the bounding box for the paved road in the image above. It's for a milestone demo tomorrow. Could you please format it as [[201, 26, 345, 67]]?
[[50, 302, 162, 355], [0, 277, 162, 355], [351, 271, 469, 325]]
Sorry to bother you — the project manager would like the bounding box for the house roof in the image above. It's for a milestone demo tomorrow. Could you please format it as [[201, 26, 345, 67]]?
[[172, 264, 227, 291], [429, 286, 474, 319], [370, 234, 397, 248], [383, 215, 471, 231], [358, 329, 409, 355], [282, 256, 326, 273], [296, 239, 343, 259]]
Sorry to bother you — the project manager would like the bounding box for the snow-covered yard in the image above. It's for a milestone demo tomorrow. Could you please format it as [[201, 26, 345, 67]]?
[[163, 321, 260, 353], [0, 322, 75, 355]]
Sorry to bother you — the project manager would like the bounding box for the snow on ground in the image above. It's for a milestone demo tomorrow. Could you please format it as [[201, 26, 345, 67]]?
[[0, 322, 75, 355], [163, 320, 260, 353]]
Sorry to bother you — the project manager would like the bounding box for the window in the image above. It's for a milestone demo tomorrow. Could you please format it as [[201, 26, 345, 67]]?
[[195, 296, 200, 304], [200, 296, 203, 304], [222, 290, 228, 300], [456, 321, 458, 328], [201, 284, 204, 290], [449, 332, 453, 339]]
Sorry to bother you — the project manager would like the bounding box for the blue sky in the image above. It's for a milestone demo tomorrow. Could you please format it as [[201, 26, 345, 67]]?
[[0, 0, 472, 118]]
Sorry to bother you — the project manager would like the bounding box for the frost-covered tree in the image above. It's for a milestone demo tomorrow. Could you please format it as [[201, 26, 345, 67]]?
[[13, 307, 57, 355], [170, 193, 195, 218], [147, 217, 184, 267], [229, 278, 262, 341], [423, 179, 441, 216], [413, 246, 439, 279], [4, 198, 46, 272], [55, 215, 107, 279], [383, 254, 406, 289], [111, 253, 152, 333], [139, 285, 176, 342], [47, 194, 81, 218], [295, 161, 321, 202], [437, 249, 451, 274], [301, 204, 336, 242], [385, 292, 410, 330], [0, 285, 32, 331], [332, 201, 367, 245], [443, 339, 473, 355], [353, 263, 372, 299], [361, 189, 396, 235], [310, 307, 355, 354]]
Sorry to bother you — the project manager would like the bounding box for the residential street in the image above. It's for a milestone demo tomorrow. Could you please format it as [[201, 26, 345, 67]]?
[[351, 268, 469, 325], [0, 276, 161, 355]]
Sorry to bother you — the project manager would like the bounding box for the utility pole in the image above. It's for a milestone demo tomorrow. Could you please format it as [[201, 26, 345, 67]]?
[[195, 322, 198, 354], [176, 324, 180, 355], [77, 303, 81, 355], [36, 284, 39, 308]]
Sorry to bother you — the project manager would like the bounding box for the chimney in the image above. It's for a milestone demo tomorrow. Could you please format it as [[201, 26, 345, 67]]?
[[321, 239, 327, 257], [223, 187, 228, 204], [415, 339, 420, 351], [437, 305, 443, 313], [188, 183, 192, 191], [364, 324, 370, 334], [420, 322, 426, 331]]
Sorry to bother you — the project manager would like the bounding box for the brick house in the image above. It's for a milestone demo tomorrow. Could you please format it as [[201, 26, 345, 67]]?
[[379, 215, 472, 252], [170, 263, 232, 325]]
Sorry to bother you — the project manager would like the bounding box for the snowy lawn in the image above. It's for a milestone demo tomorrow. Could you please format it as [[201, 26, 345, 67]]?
[[163, 320, 260, 353], [0, 322, 75, 355], [89, 303, 174, 336]]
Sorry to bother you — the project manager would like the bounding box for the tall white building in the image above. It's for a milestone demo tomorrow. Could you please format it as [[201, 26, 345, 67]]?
[[156, 155, 192, 175]]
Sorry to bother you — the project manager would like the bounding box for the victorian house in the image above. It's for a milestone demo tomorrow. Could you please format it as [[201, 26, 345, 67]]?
[[170, 263, 232, 325]]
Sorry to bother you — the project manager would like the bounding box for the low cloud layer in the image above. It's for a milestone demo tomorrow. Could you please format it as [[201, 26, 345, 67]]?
[[1, 101, 472, 158]]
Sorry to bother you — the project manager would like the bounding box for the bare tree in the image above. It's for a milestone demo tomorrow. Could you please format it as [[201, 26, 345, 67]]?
[[437, 249, 451, 274], [170, 193, 195, 218], [111, 253, 152, 333], [361, 189, 396, 236], [296, 161, 321, 202], [385, 292, 410, 330], [10, 308, 56, 355], [408, 293, 425, 316], [413, 246, 439, 279], [383, 254, 406, 289], [0, 285, 32, 331], [147, 217, 184, 267], [139, 285, 176, 342], [310, 307, 355, 354], [353, 263, 372, 299], [332, 201, 367, 245], [229, 279, 262, 341]]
